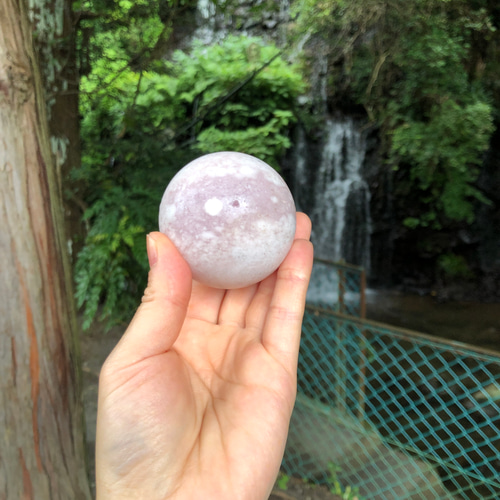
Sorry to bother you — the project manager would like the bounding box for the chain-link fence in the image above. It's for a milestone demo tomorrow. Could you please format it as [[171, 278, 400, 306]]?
[[283, 264, 500, 500]]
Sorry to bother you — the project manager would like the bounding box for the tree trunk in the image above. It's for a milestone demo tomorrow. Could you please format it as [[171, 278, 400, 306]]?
[[0, 0, 91, 498]]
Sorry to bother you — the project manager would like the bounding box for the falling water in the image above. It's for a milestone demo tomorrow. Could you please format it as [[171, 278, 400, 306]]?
[[194, 0, 292, 45], [194, 0, 226, 44], [292, 116, 372, 304], [311, 117, 371, 269]]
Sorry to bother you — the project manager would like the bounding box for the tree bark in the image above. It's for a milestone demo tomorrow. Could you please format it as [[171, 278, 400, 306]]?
[[0, 0, 91, 498]]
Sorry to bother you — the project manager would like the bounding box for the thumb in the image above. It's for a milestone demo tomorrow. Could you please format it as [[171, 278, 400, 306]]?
[[109, 231, 192, 366]]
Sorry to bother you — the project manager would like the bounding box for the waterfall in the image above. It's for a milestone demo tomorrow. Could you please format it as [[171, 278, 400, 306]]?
[[293, 116, 372, 271], [194, 0, 224, 44], [194, 0, 292, 45], [292, 116, 371, 305]]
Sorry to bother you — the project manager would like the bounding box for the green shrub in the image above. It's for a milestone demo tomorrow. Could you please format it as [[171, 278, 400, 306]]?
[[437, 253, 474, 281], [74, 33, 305, 329]]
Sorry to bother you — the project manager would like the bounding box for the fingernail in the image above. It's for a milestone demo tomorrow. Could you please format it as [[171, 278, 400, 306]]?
[[146, 234, 158, 268]]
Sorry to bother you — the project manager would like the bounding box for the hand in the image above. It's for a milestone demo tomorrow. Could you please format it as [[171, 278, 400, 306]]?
[[95, 213, 314, 500]]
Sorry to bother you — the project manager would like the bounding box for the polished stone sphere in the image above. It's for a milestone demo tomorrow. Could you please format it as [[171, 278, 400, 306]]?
[[159, 151, 296, 289]]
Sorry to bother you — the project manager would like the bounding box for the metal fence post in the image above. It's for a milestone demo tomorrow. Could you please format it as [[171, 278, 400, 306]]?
[[338, 267, 345, 315]]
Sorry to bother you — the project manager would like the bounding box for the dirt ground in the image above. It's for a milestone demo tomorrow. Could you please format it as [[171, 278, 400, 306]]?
[[81, 323, 344, 500], [269, 477, 345, 500]]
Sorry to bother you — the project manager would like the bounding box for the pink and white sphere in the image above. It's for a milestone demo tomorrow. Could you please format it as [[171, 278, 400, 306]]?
[[158, 151, 296, 289]]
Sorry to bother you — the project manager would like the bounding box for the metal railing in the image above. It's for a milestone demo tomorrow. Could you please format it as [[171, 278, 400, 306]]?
[[306, 258, 366, 318]]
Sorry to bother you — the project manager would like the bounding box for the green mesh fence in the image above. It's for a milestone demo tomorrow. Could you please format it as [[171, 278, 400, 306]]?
[[283, 265, 500, 500]]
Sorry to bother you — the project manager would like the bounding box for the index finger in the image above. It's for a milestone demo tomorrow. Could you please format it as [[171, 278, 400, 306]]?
[[294, 212, 312, 240]]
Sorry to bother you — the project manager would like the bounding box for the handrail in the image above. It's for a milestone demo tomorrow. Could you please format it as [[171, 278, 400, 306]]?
[[313, 257, 365, 272], [305, 305, 500, 361]]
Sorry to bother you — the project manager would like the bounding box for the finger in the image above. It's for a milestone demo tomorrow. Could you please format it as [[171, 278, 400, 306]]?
[[246, 213, 311, 333], [262, 238, 314, 372], [186, 281, 226, 324], [217, 283, 259, 327], [107, 232, 192, 366], [295, 212, 312, 241]]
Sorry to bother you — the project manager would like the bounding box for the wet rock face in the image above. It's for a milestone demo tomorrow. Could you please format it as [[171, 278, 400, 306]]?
[[159, 151, 296, 289]]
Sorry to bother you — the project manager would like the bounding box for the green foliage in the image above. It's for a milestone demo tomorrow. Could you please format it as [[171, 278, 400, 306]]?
[[274, 467, 364, 498], [328, 463, 364, 500], [276, 472, 291, 490], [170, 36, 305, 166], [197, 111, 294, 166], [437, 253, 474, 281], [392, 99, 494, 227], [292, 0, 497, 245], [74, 21, 305, 327], [75, 0, 184, 76], [74, 189, 147, 330]]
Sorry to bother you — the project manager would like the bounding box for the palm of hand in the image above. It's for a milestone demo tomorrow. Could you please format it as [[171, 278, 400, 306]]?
[[96, 214, 313, 500]]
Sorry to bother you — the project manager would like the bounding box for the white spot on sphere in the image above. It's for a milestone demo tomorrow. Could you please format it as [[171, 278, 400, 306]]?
[[238, 164, 256, 178], [164, 204, 176, 221], [204, 197, 223, 216], [254, 219, 273, 233], [159, 151, 296, 289]]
